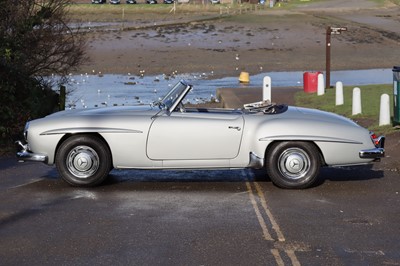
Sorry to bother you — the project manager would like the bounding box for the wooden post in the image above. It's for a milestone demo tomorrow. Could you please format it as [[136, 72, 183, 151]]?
[[326, 26, 347, 89], [325, 26, 331, 90], [59, 85, 66, 111], [121, 8, 125, 30]]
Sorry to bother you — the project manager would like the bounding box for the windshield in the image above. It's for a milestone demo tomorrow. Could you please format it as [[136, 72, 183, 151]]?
[[153, 80, 191, 110]]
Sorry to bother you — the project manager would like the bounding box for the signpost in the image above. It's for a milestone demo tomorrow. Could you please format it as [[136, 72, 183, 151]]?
[[326, 26, 347, 89]]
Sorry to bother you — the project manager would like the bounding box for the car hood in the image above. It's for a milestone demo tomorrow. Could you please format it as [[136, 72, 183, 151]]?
[[27, 105, 159, 136]]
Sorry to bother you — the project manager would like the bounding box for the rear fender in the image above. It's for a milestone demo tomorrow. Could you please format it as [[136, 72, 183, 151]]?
[[253, 118, 369, 166]]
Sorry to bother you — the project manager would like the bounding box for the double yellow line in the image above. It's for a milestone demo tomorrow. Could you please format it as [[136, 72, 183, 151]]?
[[246, 182, 301, 266]]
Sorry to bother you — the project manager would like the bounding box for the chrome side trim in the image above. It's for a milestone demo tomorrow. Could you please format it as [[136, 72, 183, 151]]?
[[40, 127, 143, 135], [259, 135, 362, 144], [248, 152, 264, 169], [359, 148, 385, 159], [16, 141, 48, 163]]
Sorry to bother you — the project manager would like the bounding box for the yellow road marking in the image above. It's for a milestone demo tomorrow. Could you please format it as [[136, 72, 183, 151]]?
[[246, 181, 302, 266], [286, 250, 301, 266], [271, 249, 285, 266], [246, 182, 273, 241], [254, 182, 286, 242]]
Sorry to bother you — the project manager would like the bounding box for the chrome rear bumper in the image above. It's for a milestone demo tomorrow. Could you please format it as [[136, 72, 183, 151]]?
[[16, 141, 48, 163], [359, 148, 385, 159], [359, 136, 385, 160]]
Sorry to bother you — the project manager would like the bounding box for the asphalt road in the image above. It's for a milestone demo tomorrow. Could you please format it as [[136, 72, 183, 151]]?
[[0, 156, 399, 265]]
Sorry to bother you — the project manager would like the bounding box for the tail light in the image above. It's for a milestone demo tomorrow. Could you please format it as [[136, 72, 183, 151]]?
[[370, 132, 385, 148]]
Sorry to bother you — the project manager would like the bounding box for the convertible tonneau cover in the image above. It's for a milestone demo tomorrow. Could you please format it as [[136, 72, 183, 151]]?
[[243, 100, 288, 114]]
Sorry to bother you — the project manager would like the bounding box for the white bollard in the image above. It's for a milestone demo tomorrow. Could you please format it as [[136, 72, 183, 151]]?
[[263, 76, 272, 102], [352, 87, 362, 115], [317, 73, 324, 96], [335, 81, 344, 105], [379, 94, 390, 126]]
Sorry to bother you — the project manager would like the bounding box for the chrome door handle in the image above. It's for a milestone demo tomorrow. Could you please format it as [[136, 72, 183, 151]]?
[[229, 126, 241, 131]]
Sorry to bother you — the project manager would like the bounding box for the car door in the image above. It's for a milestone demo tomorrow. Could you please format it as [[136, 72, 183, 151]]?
[[146, 111, 244, 161]]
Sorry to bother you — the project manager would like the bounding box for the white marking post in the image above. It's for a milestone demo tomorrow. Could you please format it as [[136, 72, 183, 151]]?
[[352, 87, 362, 115], [335, 81, 344, 105], [379, 94, 390, 126], [263, 76, 272, 102], [317, 73, 324, 96]]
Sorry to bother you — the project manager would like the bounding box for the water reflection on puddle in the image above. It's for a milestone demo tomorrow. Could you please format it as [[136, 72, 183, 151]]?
[[55, 68, 391, 109]]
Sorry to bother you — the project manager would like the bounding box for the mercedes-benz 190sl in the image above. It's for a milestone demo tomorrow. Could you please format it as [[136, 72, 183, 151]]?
[[16, 80, 385, 189]]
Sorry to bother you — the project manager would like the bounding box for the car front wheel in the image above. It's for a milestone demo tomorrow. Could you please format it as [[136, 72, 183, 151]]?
[[266, 141, 320, 189], [56, 135, 112, 187]]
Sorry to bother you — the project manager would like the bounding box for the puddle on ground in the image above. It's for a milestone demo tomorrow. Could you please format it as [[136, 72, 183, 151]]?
[[50, 68, 392, 109]]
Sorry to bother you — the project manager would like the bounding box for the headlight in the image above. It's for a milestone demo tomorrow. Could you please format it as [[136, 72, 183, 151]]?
[[23, 122, 30, 142]]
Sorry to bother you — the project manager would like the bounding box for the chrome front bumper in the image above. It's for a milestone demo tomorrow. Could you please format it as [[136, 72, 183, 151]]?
[[16, 141, 48, 163], [359, 136, 385, 160]]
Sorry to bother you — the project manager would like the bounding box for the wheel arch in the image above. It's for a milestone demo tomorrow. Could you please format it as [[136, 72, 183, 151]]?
[[55, 133, 113, 166], [264, 140, 326, 167]]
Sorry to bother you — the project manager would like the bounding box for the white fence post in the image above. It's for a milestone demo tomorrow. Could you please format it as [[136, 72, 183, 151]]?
[[379, 94, 390, 126], [317, 73, 324, 96], [352, 87, 362, 115], [263, 76, 271, 102], [335, 81, 344, 105]]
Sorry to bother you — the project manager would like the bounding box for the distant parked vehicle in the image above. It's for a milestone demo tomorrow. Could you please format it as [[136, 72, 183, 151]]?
[[91, 0, 106, 3], [210, 0, 220, 3], [110, 0, 120, 3], [147, 0, 157, 3], [164, 0, 174, 3], [126, 0, 137, 3]]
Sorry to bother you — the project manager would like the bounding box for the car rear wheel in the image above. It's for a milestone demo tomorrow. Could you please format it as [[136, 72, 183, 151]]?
[[56, 135, 112, 187], [266, 141, 320, 189]]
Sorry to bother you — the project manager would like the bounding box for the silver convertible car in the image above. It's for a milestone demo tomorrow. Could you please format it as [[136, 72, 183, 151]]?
[[16, 80, 385, 189]]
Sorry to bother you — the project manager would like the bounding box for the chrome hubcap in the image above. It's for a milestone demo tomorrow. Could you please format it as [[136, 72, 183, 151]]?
[[66, 146, 99, 178], [278, 148, 311, 180]]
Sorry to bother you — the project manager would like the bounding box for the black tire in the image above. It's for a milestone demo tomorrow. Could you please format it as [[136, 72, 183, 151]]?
[[55, 135, 112, 187], [266, 141, 320, 189]]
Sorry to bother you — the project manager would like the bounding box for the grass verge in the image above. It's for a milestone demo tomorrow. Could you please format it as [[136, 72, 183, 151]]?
[[295, 84, 397, 135]]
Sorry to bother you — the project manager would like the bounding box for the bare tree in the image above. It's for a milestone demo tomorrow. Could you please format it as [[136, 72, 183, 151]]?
[[0, 0, 86, 78], [0, 0, 87, 143]]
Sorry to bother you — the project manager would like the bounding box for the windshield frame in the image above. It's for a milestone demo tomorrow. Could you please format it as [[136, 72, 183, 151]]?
[[154, 80, 192, 113]]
